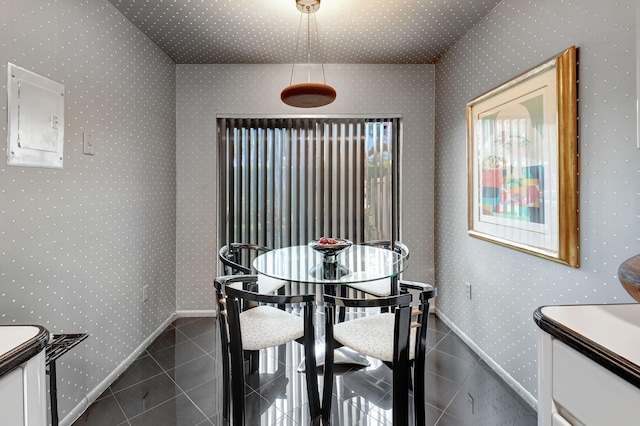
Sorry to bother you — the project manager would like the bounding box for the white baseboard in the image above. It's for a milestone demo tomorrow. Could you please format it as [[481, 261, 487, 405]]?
[[175, 309, 217, 317], [61, 312, 177, 426], [435, 308, 538, 411]]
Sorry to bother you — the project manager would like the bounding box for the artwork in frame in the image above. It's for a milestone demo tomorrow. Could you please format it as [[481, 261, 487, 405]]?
[[466, 46, 579, 268]]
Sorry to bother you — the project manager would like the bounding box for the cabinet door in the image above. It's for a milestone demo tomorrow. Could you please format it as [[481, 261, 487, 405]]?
[[0, 367, 25, 425], [553, 340, 640, 425], [551, 413, 572, 426]]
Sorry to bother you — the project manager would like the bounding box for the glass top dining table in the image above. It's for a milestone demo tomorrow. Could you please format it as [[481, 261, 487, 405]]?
[[253, 244, 409, 370], [253, 244, 408, 285]]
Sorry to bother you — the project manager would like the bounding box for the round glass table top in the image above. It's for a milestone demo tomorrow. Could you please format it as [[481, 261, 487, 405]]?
[[253, 245, 408, 284]]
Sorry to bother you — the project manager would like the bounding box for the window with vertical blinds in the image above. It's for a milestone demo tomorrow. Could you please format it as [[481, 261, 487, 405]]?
[[217, 116, 401, 250]]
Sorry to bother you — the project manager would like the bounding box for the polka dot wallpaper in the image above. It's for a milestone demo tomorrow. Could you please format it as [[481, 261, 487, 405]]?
[[5, 0, 635, 419], [0, 0, 176, 421], [108, 0, 502, 65], [175, 63, 436, 310], [434, 0, 640, 407]]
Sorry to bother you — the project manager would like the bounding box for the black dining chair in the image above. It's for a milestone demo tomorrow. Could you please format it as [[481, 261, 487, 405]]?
[[322, 280, 436, 426], [214, 274, 321, 425], [219, 243, 286, 294]]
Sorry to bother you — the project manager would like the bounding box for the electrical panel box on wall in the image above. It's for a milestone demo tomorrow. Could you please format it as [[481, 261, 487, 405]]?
[[7, 63, 65, 169]]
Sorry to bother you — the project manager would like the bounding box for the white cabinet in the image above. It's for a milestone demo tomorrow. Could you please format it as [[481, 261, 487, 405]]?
[[0, 326, 48, 426], [0, 367, 25, 425], [536, 304, 640, 426], [539, 334, 640, 425]]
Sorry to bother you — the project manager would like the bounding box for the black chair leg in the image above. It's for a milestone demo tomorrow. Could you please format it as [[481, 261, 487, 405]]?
[[413, 300, 431, 426], [228, 300, 246, 426], [322, 306, 335, 424], [222, 348, 230, 421], [49, 361, 59, 426], [248, 351, 260, 375], [303, 304, 321, 423], [217, 312, 231, 422], [338, 286, 347, 323], [413, 364, 426, 426], [392, 364, 410, 426]]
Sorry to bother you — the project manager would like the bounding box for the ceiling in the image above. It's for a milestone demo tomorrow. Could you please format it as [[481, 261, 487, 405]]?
[[107, 0, 501, 64]]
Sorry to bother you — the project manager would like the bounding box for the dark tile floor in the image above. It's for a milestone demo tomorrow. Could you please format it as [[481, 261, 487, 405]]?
[[72, 315, 537, 425]]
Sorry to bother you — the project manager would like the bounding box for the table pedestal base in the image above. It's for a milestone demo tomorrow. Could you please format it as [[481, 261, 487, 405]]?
[[309, 261, 350, 280]]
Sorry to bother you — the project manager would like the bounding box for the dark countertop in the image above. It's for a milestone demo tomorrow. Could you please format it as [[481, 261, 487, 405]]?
[[0, 325, 49, 377]]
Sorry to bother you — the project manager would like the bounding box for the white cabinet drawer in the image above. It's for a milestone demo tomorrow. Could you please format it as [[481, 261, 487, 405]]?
[[552, 339, 640, 425]]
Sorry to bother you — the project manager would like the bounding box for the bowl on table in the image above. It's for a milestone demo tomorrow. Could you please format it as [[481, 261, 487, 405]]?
[[309, 238, 353, 260]]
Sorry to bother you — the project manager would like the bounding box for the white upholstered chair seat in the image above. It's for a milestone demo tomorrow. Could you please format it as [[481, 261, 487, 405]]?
[[332, 312, 416, 362], [227, 274, 286, 295], [257, 274, 287, 294], [239, 305, 304, 351], [346, 278, 393, 297]]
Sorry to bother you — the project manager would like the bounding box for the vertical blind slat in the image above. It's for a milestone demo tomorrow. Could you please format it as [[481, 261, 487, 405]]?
[[218, 117, 400, 253]]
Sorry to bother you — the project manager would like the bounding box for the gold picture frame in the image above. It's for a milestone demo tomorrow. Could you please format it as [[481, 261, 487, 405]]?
[[467, 46, 579, 268]]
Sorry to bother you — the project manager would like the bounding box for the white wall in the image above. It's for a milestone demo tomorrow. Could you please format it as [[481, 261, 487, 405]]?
[[0, 1, 177, 422], [434, 0, 640, 407], [176, 64, 436, 310]]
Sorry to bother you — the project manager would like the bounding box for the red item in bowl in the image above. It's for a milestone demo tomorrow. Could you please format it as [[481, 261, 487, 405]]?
[[319, 237, 338, 245]]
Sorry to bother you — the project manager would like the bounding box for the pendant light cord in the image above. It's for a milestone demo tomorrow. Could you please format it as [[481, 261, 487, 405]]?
[[287, 4, 327, 86], [313, 8, 328, 85], [307, 11, 311, 83], [288, 9, 305, 86]]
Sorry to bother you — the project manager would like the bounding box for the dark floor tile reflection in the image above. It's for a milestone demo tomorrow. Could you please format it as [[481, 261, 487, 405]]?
[[151, 340, 208, 371], [72, 393, 128, 426], [127, 393, 210, 426], [146, 326, 189, 355], [184, 376, 224, 419], [174, 317, 217, 339], [73, 314, 536, 426], [425, 348, 476, 385], [113, 373, 182, 419], [166, 354, 220, 392], [110, 355, 164, 392]]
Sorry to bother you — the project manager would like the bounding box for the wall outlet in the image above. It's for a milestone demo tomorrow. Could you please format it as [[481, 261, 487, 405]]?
[[465, 282, 472, 299], [467, 393, 474, 413], [142, 285, 149, 302]]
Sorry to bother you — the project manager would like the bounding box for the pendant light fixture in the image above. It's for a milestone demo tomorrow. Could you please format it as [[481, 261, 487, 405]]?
[[281, 0, 336, 108]]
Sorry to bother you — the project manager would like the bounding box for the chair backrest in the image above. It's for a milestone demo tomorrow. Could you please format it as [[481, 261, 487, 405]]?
[[399, 280, 436, 361], [218, 243, 273, 275], [360, 240, 410, 259], [223, 277, 315, 307], [393, 241, 409, 259]]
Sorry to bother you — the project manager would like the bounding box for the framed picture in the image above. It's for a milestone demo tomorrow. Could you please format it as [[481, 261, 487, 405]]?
[[467, 46, 579, 268]]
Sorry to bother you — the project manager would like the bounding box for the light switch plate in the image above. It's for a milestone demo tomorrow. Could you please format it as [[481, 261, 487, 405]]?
[[83, 133, 95, 155]]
